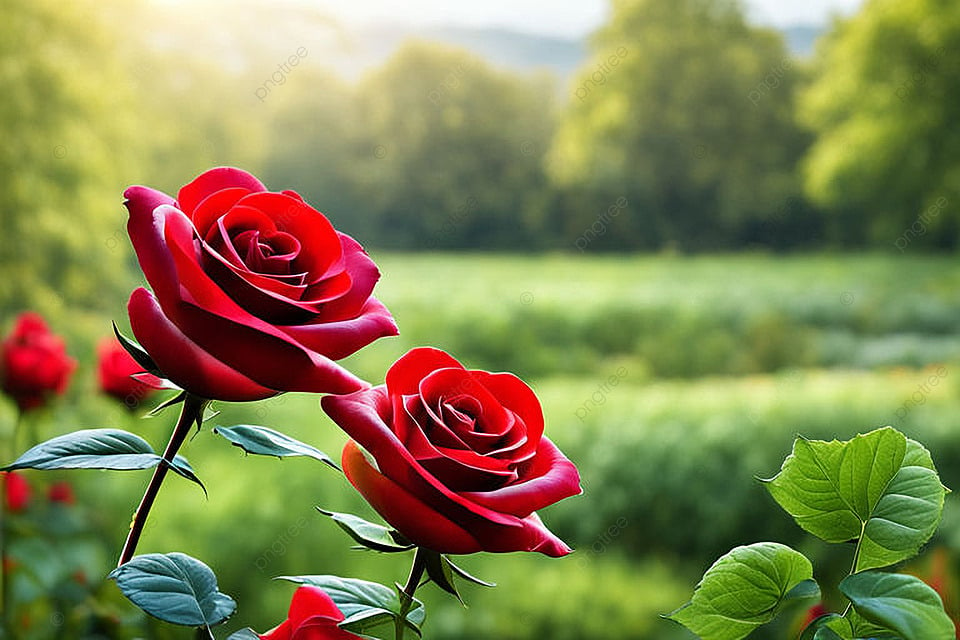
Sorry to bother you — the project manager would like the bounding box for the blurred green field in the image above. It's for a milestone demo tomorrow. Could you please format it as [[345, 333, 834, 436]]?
[[5, 253, 960, 639]]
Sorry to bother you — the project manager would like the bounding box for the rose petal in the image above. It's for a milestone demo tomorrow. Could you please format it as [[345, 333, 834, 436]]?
[[124, 185, 180, 301], [459, 437, 582, 517], [259, 619, 292, 640], [471, 371, 544, 461], [159, 209, 369, 394], [310, 234, 382, 322], [287, 586, 345, 627], [190, 186, 252, 238], [177, 167, 266, 217], [385, 348, 464, 397], [236, 192, 342, 278], [127, 288, 277, 401], [342, 440, 483, 555], [281, 298, 399, 361], [322, 389, 517, 527], [479, 511, 574, 557]]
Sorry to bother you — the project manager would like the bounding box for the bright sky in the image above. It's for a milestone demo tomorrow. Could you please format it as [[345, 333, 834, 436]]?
[[306, 0, 865, 37]]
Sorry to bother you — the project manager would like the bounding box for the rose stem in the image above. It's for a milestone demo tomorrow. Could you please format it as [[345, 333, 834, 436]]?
[[395, 547, 429, 640], [117, 394, 206, 567]]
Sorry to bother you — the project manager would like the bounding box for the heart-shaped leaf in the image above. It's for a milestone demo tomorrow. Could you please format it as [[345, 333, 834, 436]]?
[[841, 571, 955, 640], [277, 575, 424, 636], [764, 427, 947, 571], [3, 429, 159, 471], [214, 425, 338, 470], [799, 613, 851, 640], [318, 509, 414, 553], [109, 552, 235, 628], [666, 542, 817, 640]]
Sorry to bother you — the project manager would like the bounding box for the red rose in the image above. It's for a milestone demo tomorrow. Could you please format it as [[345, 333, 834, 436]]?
[[1, 312, 76, 411], [96, 337, 164, 408], [3, 471, 31, 512], [322, 348, 582, 557], [47, 481, 75, 505], [260, 586, 363, 640], [123, 167, 397, 401]]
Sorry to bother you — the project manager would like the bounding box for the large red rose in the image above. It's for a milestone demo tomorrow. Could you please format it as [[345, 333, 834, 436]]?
[[260, 586, 363, 640], [1, 312, 76, 411], [96, 337, 164, 408], [124, 167, 397, 401], [322, 347, 582, 557]]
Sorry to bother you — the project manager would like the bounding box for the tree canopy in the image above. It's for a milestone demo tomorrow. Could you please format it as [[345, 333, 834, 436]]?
[[801, 0, 960, 249]]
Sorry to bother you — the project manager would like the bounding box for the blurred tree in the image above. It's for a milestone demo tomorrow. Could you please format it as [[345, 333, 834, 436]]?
[[801, 0, 960, 248], [262, 42, 557, 250], [0, 0, 141, 320], [547, 0, 812, 251]]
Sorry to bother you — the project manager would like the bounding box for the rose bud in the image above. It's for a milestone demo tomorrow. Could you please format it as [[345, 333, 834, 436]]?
[[260, 586, 363, 640], [3, 471, 31, 512], [1, 312, 76, 411], [123, 167, 397, 401], [48, 481, 75, 505], [96, 337, 164, 409], [323, 347, 582, 557]]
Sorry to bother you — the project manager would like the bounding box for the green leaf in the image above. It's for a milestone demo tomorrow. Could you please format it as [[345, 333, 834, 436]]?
[[841, 571, 956, 640], [170, 455, 206, 496], [109, 552, 236, 628], [3, 429, 159, 471], [799, 614, 852, 640], [420, 551, 496, 605], [423, 550, 463, 604], [445, 556, 495, 588], [226, 629, 260, 640], [846, 607, 899, 638], [213, 425, 338, 470], [113, 322, 161, 375], [764, 427, 947, 571], [666, 542, 817, 640], [277, 575, 424, 636], [317, 509, 414, 553]]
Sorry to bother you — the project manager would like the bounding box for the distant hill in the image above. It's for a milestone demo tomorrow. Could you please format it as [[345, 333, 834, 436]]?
[[357, 25, 588, 79], [136, 2, 824, 84], [353, 22, 823, 80]]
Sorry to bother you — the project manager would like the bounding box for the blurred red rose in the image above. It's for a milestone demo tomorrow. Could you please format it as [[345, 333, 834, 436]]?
[[1, 312, 76, 411], [322, 347, 582, 556], [123, 167, 397, 401], [260, 586, 363, 640], [96, 337, 164, 408], [47, 481, 75, 505], [3, 471, 31, 512]]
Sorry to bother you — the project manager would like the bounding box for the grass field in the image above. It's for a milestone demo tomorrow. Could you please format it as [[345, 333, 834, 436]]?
[[6, 252, 960, 638]]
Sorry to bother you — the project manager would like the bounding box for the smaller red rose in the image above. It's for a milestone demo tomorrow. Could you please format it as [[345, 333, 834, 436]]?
[[3, 471, 31, 512], [1, 313, 76, 411], [96, 337, 164, 409], [48, 481, 75, 505], [322, 347, 582, 557], [260, 586, 363, 640]]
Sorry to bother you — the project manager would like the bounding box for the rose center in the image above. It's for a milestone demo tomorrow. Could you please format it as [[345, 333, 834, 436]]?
[[233, 229, 301, 276]]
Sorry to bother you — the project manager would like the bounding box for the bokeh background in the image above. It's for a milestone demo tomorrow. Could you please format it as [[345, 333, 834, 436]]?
[[3, 0, 960, 637]]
